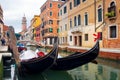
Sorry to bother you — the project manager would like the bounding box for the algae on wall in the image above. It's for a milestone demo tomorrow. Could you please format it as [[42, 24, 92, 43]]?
[[0, 60, 3, 80]]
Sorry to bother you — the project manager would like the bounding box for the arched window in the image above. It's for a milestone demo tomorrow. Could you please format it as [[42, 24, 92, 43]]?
[[110, 2, 115, 7], [98, 5, 102, 22], [107, 1, 116, 18]]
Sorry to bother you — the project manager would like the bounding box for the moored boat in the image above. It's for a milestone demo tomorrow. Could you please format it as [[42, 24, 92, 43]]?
[[8, 27, 59, 74], [50, 40, 99, 70], [18, 40, 58, 74]]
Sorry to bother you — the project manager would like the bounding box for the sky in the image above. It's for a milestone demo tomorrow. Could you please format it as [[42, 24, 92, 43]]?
[[0, 0, 47, 33]]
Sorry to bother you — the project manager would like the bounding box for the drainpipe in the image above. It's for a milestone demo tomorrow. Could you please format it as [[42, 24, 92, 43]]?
[[94, 0, 96, 32], [103, 0, 105, 48]]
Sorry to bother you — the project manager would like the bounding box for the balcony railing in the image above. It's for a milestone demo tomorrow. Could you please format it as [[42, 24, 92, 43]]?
[[71, 26, 83, 33], [106, 6, 116, 19]]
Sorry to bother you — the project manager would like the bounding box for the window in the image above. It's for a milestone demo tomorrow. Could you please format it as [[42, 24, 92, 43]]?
[[60, 26, 62, 31], [98, 32, 102, 40], [84, 12, 88, 25], [109, 26, 117, 38], [98, 8, 102, 22], [74, 0, 80, 7], [82, 0, 86, 2], [64, 6, 67, 14], [50, 12, 52, 16], [78, 15, 81, 25], [77, 0, 80, 5], [60, 10, 62, 15], [65, 24, 67, 30], [49, 28, 53, 32], [49, 20, 53, 24], [57, 20, 59, 25], [50, 3, 52, 7], [85, 34, 88, 41], [70, 19, 72, 29], [63, 37, 64, 43], [110, 1, 115, 7], [57, 28, 59, 33], [70, 2, 72, 10], [74, 0, 76, 7], [70, 36, 72, 41], [74, 16, 77, 26], [58, 4, 61, 8], [107, 2, 116, 18]]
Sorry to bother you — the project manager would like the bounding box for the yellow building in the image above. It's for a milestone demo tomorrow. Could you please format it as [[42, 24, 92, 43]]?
[[59, 0, 103, 47], [32, 15, 42, 42]]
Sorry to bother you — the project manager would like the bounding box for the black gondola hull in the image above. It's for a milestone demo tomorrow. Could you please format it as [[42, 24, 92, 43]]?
[[18, 40, 58, 74], [51, 40, 99, 70]]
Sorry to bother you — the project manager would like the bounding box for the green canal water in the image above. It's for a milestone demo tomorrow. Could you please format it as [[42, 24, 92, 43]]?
[[3, 47, 120, 80], [18, 58, 120, 80]]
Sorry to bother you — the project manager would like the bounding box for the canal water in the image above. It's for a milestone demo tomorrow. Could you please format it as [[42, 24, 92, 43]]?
[[3, 47, 120, 80]]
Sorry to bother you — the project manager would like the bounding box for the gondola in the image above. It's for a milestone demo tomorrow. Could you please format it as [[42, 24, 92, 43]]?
[[8, 27, 59, 74], [18, 41, 58, 74], [50, 40, 99, 70]]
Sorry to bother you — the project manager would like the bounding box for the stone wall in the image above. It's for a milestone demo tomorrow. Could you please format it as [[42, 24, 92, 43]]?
[[67, 47, 120, 60], [0, 59, 3, 80]]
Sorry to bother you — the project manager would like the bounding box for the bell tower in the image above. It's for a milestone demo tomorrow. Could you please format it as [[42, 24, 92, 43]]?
[[22, 14, 27, 31]]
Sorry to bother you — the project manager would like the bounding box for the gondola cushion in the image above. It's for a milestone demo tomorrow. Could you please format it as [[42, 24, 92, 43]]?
[[37, 51, 45, 57]]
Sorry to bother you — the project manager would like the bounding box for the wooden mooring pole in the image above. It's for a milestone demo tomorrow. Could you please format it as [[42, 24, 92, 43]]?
[[8, 26, 20, 66]]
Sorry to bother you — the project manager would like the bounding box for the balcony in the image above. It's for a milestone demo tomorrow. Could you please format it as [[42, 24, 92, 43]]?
[[71, 26, 83, 34], [106, 6, 116, 20]]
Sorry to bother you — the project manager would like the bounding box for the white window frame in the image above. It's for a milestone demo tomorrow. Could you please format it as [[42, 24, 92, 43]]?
[[97, 5, 103, 22], [108, 24, 118, 39]]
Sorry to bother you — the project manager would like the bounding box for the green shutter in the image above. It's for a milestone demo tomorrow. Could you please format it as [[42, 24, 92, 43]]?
[[49, 28, 53, 32]]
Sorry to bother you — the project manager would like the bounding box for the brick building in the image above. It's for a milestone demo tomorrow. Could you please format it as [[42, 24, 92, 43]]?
[[103, 0, 120, 48]]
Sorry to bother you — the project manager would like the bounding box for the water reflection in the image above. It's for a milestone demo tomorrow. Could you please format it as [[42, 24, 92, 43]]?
[[3, 57, 17, 80], [18, 73, 45, 80], [3, 45, 120, 80], [15, 58, 120, 80], [18, 70, 73, 80], [68, 58, 120, 80]]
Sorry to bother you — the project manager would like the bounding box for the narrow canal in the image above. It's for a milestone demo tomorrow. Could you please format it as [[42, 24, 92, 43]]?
[[3, 47, 120, 80]]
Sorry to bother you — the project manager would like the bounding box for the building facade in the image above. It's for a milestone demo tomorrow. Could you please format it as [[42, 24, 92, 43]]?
[[0, 5, 3, 38], [59, 0, 103, 47], [103, 0, 120, 48], [40, 0, 64, 45], [59, 1, 69, 45], [32, 15, 41, 42]]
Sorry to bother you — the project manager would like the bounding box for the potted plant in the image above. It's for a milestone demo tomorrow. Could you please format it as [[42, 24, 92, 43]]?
[[105, 11, 115, 17]]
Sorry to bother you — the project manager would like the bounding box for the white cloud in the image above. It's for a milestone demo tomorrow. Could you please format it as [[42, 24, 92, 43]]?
[[0, 0, 47, 33]]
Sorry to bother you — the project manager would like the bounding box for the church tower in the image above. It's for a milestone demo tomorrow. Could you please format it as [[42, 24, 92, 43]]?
[[22, 14, 27, 31]]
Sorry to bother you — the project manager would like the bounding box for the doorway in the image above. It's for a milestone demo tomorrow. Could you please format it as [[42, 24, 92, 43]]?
[[79, 36, 82, 46], [74, 36, 77, 46]]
